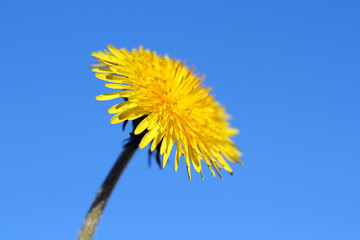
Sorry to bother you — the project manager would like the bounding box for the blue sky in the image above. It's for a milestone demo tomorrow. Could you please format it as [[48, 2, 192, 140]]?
[[1, 1, 359, 239]]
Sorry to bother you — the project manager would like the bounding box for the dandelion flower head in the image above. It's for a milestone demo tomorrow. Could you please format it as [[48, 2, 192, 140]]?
[[92, 45, 242, 180]]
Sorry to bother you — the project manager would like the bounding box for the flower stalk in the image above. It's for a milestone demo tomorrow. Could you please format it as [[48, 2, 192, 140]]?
[[77, 143, 138, 240]]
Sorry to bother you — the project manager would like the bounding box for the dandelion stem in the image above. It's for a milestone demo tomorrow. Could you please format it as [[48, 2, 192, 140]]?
[[77, 143, 137, 240]]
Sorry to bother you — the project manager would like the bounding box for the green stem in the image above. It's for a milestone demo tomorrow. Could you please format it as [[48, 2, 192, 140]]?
[[77, 143, 138, 240]]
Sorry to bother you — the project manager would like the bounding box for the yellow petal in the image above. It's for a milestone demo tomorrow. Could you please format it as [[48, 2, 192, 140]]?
[[162, 136, 173, 168], [94, 73, 130, 84], [160, 132, 168, 155], [224, 128, 239, 136], [211, 161, 223, 180], [107, 45, 123, 57], [222, 152, 235, 163], [105, 83, 131, 90], [108, 65, 133, 76], [96, 91, 133, 101], [92, 68, 111, 73], [139, 123, 160, 149], [210, 155, 222, 169], [110, 107, 145, 124], [108, 101, 137, 114], [174, 143, 181, 172], [183, 144, 192, 180], [150, 126, 165, 152], [134, 117, 150, 135], [213, 152, 233, 174], [91, 51, 110, 61], [189, 148, 202, 173], [203, 156, 215, 177]]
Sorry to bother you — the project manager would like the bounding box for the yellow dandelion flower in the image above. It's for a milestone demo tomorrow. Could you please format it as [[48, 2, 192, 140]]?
[[92, 45, 242, 180]]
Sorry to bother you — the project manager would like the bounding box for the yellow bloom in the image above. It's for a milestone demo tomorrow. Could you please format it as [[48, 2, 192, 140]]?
[[92, 45, 242, 180]]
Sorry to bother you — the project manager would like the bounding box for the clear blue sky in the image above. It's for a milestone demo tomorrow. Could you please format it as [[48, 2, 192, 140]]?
[[1, 1, 359, 239]]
